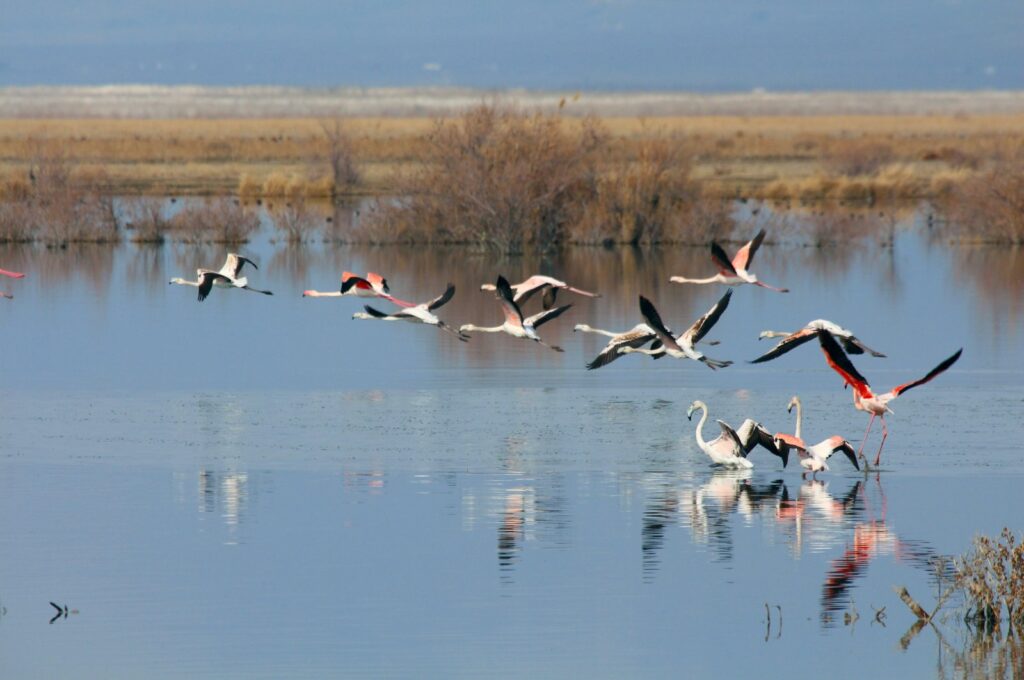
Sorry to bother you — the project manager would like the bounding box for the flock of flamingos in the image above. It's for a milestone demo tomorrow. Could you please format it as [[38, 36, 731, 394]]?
[[2, 229, 962, 475]]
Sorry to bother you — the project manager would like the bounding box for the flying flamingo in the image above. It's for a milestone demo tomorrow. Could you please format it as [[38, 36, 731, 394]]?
[[686, 400, 787, 469], [618, 291, 733, 369], [574, 323, 660, 370], [751, 320, 885, 363], [773, 396, 859, 476], [479, 275, 600, 310], [169, 253, 273, 301], [817, 330, 962, 467], [670, 229, 789, 292], [0, 267, 25, 299], [459, 275, 572, 352], [303, 271, 413, 307], [351, 283, 469, 342]]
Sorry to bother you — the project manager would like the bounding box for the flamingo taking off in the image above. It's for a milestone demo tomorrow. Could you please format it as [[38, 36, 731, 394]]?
[[817, 329, 962, 467], [480, 275, 600, 310], [686, 400, 786, 468], [670, 229, 789, 292], [303, 271, 413, 307], [169, 253, 273, 301], [618, 291, 733, 369], [751, 319, 885, 363], [351, 283, 469, 342], [574, 322, 722, 370], [774, 396, 859, 476], [0, 267, 25, 299], [459, 275, 572, 352]]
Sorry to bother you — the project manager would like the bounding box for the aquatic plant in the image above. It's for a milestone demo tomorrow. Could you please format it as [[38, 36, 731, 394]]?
[[956, 528, 1024, 630]]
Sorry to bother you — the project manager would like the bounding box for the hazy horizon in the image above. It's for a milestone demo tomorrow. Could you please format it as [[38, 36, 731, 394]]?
[[1, 1, 1022, 91]]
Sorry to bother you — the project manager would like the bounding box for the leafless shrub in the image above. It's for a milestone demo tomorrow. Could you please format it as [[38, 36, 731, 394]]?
[[122, 197, 171, 243], [956, 528, 1024, 630], [317, 119, 361, 197], [572, 136, 730, 244], [364, 105, 604, 253], [935, 157, 1024, 244], [269, 196, 320, 243], [169, 198, 260, 243]]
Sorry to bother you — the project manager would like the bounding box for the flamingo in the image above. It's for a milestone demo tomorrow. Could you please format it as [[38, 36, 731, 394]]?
[[574, 323, 722, 370], [774, 396, 859, 476], [751, 320, 885, 363], [169, 254, 272, 301], [817, 329, 962, 467], [303, 271, 413, 307], [670, 229, 789, 292], [479, 275, 600, 310], [686, 400, 787, 469], [459, 275, 572, 352], [351, 283, 469, 342], [618, 291, 733, 369]]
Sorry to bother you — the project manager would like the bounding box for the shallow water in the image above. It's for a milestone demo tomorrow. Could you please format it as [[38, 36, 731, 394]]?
[[1, 212, 1022, 678]]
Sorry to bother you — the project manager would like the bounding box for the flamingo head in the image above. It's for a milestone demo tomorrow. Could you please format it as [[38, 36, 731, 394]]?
[[686, 400, 705, 421], [787, 396, 800, 413], [479, 283, 496, 292]]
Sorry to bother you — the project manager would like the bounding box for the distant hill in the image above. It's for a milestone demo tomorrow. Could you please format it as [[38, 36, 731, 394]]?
[[3, 86, 1024, 118]]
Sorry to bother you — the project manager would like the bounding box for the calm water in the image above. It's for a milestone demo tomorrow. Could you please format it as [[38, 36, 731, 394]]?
[[1, 210, 1023, 678]]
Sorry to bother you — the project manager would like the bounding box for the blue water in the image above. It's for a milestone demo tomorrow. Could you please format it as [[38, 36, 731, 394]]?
[[0, 212, 1021, 678]]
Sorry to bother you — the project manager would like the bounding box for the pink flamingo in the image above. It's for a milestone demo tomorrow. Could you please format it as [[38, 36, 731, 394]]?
[[303, 271, 413, 307], [479, 275, 600, 310], [670, 229, 789, 292], [773, 396, 859, 476], [459, 275, 573, 352], [817, 330, 962, 467]]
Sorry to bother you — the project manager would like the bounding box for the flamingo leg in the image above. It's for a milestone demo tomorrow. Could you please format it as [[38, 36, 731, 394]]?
[[857, 413, 876, 457], [753, 281, 790, 293], [873, 417, 889, 467]]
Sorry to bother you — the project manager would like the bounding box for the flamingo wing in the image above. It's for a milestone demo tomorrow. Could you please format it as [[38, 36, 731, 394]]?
[[365, 272, 390, 293], [585, 328, 655, 370], [527, 303, 573, 329], [197, 271, 231, 301], [749, 328, 816, 364], [841, 335, 887, 358], [890, 348, 963, 397], [495, 275, 525, 327], [426, 283, 456, 311], [830, 438, 860, 470], [361, 305, 395, 319], [715, 420, 745, 456], [340, 273, 373, 294], [731, 229, 766, 272], [683, 289, 732, 345], [541, 286, 557, 310], [817, 330, 873, 399], [638, 296, 683, 353], [709, 242, 739, 276]]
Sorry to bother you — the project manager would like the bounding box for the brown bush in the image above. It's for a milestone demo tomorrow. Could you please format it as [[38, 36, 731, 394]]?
[[935, 157, 1024, 244], [825, 140, 895, 176], [269, 197, 320, 243], [169, 198, 260, 243], [363, 105, 604, 252], [317, 119, 361, 196], [123, 197, 171, 243], [956, 528, 1024, 629]]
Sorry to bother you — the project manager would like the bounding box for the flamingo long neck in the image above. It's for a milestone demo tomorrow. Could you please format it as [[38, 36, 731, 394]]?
[[675, 275, 722, 285], [304, 290, 343, 297], [465, 324, 505, 333], [694, 405, 709, 449], [171, 278, 199, 287], [793, 400, 803, 440]]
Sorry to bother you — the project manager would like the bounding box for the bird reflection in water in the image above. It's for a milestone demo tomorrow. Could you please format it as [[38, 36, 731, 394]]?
[[197, 468, 250, 545]]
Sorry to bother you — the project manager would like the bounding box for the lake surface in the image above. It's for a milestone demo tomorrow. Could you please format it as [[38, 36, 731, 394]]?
[[1, 208, 1022, 678]]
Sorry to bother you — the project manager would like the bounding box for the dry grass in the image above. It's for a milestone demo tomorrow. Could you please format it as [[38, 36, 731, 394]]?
[[934, 155, 1024, 244], [956, 528, 1024, 631]]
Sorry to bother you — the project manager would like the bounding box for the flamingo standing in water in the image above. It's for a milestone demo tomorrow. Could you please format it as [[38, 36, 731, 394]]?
[[773, 396, 859, 476], [670, 229, 789, 292], [686, 400, 787, 469], [459, 275, 572, 352], [618, 291, 733, 369], [479, 275, 600, 310], [817, 330, 962, 467], [751, 319, 885, 363], [169, 253, 273, 301], [303, 271, 413, 307], [0, 267, 25, 299], [351, 283, 469, 342]]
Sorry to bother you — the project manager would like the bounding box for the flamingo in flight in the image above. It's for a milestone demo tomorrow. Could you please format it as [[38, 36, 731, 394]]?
[[751, 320, 885, 363], [686, 400, 788, 469], [169, 253, 273, 301], [351, 283, 469, 342], [773, 396, 859, 476], [303, 271, 413, 307], [817, 329, 962, 467], [459, 275, 572, 352], [574, 323, 722, 371], [670, 229, 789, 293], [618, 291, 733, 369], [0, 267, 25, 299], [480, 275, 600, 310]]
